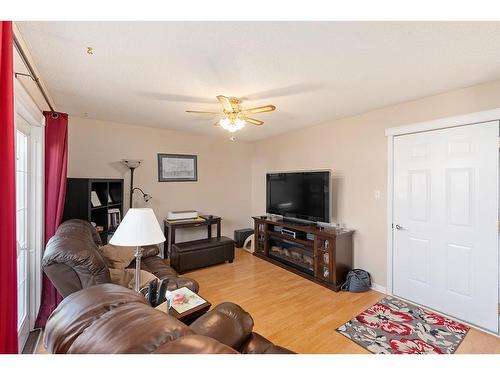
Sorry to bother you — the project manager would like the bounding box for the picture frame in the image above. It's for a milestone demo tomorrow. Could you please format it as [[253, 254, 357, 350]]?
[[157, 153, 198, 182]]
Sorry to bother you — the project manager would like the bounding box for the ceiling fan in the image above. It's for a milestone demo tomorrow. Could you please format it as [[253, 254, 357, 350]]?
[[186, 95, 276, 137]]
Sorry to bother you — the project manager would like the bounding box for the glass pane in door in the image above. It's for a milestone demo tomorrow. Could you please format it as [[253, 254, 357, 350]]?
[[16, 130, 28, 329]]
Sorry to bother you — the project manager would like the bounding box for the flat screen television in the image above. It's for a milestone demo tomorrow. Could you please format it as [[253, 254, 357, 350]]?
[[266, 171, 331, 223]]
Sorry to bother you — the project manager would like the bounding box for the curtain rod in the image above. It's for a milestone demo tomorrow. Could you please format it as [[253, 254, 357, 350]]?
[[13, 33, 57, 116]]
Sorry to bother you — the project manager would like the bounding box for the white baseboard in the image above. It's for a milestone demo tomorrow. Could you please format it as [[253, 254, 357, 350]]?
[[371, 283, 387, 294]]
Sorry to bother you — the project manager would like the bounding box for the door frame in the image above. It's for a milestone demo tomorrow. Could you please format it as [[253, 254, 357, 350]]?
[[385, 107, 500, 335], [14, 80, 45, 351]]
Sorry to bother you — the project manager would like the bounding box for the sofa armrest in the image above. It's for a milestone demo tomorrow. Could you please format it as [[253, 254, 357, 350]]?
[[240, 332, 295, 354], [166, 277, 199, 293], [141, 245, 160, 258], [190, 302, 254, 350], [137, 255, 199, 293], [43, 264, 83, 298]]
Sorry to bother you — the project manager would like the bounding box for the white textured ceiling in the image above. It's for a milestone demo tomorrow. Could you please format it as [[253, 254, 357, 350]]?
[[16, 21, 500, 141]]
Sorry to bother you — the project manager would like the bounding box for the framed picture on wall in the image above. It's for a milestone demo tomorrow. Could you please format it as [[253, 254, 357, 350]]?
[[157, 154, 198, 182]]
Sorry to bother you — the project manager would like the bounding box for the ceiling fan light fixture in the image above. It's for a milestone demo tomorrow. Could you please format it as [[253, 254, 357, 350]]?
[[219, 116, 245, 133], [219, 117, 230, 129], [187, 95, 275, 132]]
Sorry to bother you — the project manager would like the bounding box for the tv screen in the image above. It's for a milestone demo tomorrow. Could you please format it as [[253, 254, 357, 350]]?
[[266, 171, 330, 223]]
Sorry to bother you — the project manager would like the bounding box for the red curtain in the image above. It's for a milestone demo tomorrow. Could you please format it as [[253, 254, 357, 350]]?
[[0, 21, 18, 354], [34, 111, 68, 328]]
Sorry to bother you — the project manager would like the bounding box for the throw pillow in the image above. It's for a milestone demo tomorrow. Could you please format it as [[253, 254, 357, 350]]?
[[98, 244, 136, 269], [109, 268, 158, 290]]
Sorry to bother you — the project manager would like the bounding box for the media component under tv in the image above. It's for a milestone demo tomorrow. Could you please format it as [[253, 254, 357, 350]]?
[[266, 171, 331, 223]]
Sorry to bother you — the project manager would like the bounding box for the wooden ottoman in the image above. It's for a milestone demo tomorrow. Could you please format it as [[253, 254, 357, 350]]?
[[170, 236, 235, 274]]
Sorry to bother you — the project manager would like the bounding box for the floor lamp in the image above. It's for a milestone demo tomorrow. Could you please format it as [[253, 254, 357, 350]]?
[[109, 208, 166, 292], [121, 159, 152, 208], [121, 159, 142, 208]]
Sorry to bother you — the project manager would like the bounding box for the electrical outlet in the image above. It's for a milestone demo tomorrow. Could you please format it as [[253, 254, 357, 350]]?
[[374, 190, 381, 200]]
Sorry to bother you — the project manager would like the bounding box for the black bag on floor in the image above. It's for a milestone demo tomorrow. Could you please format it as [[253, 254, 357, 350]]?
[[341, 269, 371, 292]]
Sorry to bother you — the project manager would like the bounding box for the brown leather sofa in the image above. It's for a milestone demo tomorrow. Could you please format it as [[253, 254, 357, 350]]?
[[44, 283, 294, 354], [42, 219, 199, 298]]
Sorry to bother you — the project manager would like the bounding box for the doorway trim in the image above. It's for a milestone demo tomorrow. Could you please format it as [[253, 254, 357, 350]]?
[[14, 80, 45, 352], [385, 107, 500, 335]]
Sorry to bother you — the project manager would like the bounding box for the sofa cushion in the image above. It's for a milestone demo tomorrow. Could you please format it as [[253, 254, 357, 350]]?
[[98, 244, 136, 269]]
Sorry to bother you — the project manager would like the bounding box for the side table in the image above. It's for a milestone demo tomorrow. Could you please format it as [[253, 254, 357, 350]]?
[[156, 291, 211, 325], [163, 215, 221, 259]]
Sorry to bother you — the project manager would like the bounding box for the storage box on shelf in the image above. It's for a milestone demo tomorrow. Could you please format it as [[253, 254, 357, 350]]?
[[252, 216, 354, 291]]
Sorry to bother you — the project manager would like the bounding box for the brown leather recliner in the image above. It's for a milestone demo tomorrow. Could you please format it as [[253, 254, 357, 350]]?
[[42, 219, 199, 298], [44, 283, 294, 354]]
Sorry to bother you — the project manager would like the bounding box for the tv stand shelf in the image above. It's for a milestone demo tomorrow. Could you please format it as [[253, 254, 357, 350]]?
[[267, 231, 313, 247], [253, 216, 354, 291]]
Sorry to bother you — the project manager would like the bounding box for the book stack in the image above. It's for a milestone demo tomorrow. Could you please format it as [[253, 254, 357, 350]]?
[[108, 208, 121, 231]]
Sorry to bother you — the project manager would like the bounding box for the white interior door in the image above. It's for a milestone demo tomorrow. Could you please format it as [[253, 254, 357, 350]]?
[[393, 121, 498, 334]]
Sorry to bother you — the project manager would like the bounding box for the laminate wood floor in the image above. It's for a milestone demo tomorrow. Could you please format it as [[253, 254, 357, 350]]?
[[183, 248, 500, 354], [36, 248, 499, 354]]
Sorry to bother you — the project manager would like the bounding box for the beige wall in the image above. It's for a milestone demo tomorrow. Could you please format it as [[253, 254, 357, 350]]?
[[251, 79, 500, 288], [68, 79, 500, 288], [67, 117, 254, 242]]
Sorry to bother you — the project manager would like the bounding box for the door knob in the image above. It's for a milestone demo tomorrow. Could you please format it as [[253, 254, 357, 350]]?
[[395, 224, 405, 230]]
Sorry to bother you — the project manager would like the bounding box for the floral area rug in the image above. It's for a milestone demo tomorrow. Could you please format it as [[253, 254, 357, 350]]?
[[336, 295, 469, 354]]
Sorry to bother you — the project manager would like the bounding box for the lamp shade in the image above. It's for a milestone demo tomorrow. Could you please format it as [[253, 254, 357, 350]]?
[[109, 208, 165, 246], [121, 159, 142, 169]]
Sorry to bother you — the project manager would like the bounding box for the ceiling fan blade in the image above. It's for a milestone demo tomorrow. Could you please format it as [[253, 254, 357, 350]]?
[[245, 117, 264, 126], [241, 105, 276, 115], [186, 110, 221, 115], [216, 95, 236, 112]]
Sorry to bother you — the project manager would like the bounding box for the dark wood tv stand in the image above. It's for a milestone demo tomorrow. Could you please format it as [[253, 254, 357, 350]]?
[[252, 216, 354, 291]]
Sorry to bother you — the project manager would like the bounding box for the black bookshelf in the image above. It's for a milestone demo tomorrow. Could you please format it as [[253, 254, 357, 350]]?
[[62, 178, 124, 244]]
